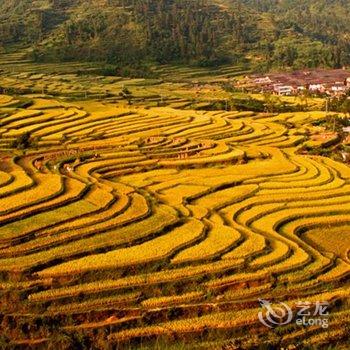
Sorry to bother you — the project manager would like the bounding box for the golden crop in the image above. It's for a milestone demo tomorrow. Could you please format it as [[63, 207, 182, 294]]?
[[0, 93, 349, 346]]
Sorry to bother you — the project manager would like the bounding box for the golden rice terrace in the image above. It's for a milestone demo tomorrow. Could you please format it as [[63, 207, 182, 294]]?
[[0, 93, 349, 349]]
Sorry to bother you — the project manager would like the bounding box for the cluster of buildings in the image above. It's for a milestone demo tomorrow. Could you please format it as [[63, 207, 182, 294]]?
[[246, 69, 350, 96]]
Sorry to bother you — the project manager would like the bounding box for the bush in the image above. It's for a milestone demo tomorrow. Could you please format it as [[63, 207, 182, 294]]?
[[10, 132, 35, 149], [86, 64, 159, 79]]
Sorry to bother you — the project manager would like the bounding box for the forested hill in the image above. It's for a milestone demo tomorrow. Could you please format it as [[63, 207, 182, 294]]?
[[0, 0, 349, 70]]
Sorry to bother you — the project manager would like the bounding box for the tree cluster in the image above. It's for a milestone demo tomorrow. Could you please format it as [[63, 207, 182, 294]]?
[[1, 0, 349, 69]]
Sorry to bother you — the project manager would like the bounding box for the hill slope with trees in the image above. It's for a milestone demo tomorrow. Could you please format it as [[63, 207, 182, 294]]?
[[0, 0, 349, 70]]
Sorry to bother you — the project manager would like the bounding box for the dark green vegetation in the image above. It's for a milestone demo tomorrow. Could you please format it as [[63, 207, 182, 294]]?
[[1, 0, 349, 71], [240, 0, 350, 70]]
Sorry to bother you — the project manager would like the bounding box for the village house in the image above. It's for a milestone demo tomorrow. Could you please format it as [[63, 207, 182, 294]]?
[[273, 84, 294, 96], [309, 83, 326, 93], [331, 82, 348, 95], [253, 77, 273, 85], [245, 69, 350, 96]]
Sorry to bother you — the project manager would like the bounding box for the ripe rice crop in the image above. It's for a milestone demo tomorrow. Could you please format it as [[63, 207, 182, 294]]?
[[249, 240, 290, 268], [222, 231, 267, 260], [0, 176, 88, 225], [29, 259, 244, 302], [0, 169, 34, 198], [304, 225, 350, 261], [141, 291, 204, 308], [172, 216, 241, 263], [155, 184, 209, 205], [0, 178, 89, 243], [0, 173, 62, 215], [38, 218, 203, 275], [0, 201, 176, 272], [0, 92, 349, 348], [47, 292, 141, 314], [193, 184, 258, 210]]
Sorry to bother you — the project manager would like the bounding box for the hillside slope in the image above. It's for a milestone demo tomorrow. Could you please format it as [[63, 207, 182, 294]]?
[[0, 0, 349, 70]]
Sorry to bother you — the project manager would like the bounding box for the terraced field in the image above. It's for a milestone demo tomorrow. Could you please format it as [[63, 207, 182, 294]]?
[[0, 51, 250, 110], [0, 93, 349, 349]]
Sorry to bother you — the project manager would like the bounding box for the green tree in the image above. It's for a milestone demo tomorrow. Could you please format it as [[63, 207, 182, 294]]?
[[10, 132, 33, 149]]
